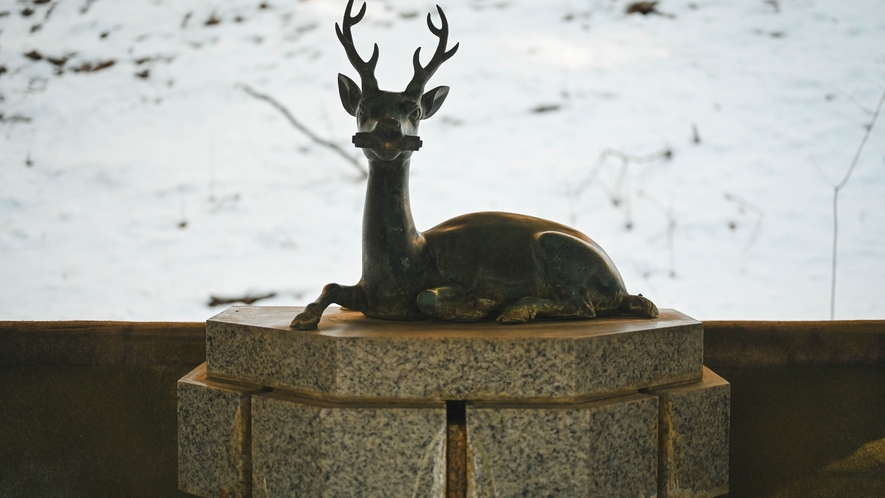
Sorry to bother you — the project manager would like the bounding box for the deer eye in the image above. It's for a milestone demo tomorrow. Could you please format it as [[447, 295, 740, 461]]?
[[408, 107, 422, 121]]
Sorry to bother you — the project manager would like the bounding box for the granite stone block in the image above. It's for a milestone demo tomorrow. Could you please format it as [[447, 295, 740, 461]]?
[[649, 367, 730, 498], [466, 394, 659, 497], [252, 392, 447, 497], [207, 306, 702, 402], [178, 363, 265, 498]]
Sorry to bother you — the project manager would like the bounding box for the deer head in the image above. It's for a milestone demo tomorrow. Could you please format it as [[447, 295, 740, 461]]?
[[336, 0, 458, 162]]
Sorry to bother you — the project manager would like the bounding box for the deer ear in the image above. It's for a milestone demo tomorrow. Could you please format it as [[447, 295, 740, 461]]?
[[338, 74, 362, 117], [420, 86, 449, 120]]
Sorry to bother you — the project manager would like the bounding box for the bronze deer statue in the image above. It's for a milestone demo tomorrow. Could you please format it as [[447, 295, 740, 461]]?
[[290, 0, 658, 330]]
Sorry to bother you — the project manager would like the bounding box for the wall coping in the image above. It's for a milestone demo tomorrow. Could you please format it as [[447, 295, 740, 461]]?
[[2, 318, 883, 368]]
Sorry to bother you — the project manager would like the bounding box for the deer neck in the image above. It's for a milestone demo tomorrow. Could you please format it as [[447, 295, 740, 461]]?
[[361, 156, 425, 285]]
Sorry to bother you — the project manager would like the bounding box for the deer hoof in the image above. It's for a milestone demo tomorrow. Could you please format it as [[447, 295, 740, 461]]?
[[625, 294, 659, 318], [290, 312, 319, 330], [496, 307, 536, 324]]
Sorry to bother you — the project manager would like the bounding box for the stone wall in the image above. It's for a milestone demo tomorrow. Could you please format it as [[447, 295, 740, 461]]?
[[1, 319, 883, 497]]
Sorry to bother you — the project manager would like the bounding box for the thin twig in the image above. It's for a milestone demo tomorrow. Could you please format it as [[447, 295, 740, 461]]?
[[665, 206, 676, 277], [571, 147, 671, 198], [239, 84, 368, 178], [830, 88, 885, 319], [764, 0, 780, 13], [178, 187, 187, 228], [724, 192, 764, 254], [567, 146, 671, 228], [637, 190, 678, 278], [80, 0, 100, 15], [830, 86, 876, 116], [208, 132, 216, 202], [807, 157, 834, 187], [622, 254, 660, 296]]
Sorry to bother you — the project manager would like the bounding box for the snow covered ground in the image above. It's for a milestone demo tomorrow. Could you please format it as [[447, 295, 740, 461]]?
[[1, 0, 883, 321]]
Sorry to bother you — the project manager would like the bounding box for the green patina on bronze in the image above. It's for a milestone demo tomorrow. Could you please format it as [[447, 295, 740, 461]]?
[[291, 0, 658, 330]]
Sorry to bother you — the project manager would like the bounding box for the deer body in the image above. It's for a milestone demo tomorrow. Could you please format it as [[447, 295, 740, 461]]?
[[290, 1, 657, 329]]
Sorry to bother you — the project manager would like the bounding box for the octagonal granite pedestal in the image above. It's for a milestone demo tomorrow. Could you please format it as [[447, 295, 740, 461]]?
[[178, 306, 729, 497]]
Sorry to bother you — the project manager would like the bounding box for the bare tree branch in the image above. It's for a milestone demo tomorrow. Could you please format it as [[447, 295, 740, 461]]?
[[566, 146, 671, 227], [637, 190, 678, 278], [208, 292, 277, 307], [0, 113, 32, 124], [571, 147, 672, 199], [830, 88, 885, 319], [239, 83, 368, 178], [724, 192, 764, 254], [830, 86, 876, 116]]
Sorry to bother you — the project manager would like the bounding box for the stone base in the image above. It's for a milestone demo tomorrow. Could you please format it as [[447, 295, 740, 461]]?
[[206, 306, 703, 402], [179, 307, 728, 497], [650, 367, 730, 498], [177, 364, 265, 498], [468, 394, 659, 497], [252, 392, 446, 497]]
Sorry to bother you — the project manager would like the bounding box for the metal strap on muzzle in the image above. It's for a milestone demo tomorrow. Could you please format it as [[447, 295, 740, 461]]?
[[352, 133, 423, 151]]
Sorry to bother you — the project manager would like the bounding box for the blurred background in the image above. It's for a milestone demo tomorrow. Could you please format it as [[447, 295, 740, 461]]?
[[1, 0, 883, 321]]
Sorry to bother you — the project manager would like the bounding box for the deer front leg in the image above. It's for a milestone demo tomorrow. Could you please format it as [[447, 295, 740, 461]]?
[[290, 283, 366, 330]]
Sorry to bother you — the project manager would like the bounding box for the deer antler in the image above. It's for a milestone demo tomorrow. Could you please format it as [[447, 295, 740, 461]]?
[[335, 0, 379, 93], [405, 5, 459, 96]]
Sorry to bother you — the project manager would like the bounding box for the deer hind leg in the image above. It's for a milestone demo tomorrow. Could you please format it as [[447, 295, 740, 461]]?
[[290, 283, 366, 330], [496, 293, 596, 324], [416, 286, 499, 322], [619, 293, 659, 318]]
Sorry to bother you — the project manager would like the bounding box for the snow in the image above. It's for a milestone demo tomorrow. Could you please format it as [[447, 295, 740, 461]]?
[[1, 0, 883, 321]]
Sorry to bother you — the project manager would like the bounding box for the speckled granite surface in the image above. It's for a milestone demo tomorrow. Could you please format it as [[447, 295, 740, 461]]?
[[466, 394, 659, 497], [252, 392, 446, 497], [206, 306, 702, 401], [177, 363, 264, 498], [649, 367, 730, 498]]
